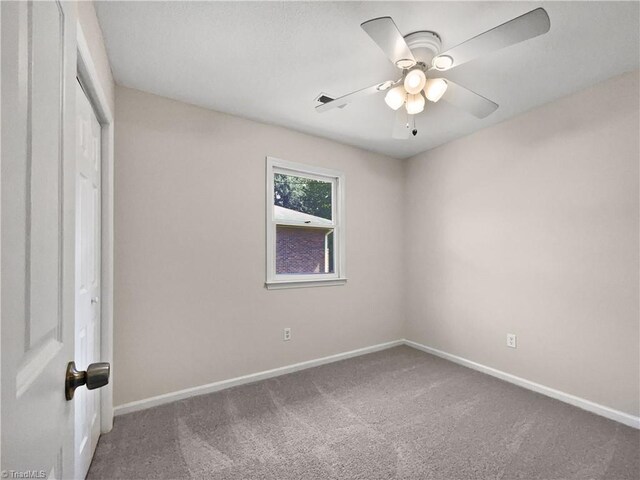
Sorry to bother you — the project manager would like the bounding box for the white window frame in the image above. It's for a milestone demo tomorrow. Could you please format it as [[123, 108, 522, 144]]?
[[266, 156, 346, 290]]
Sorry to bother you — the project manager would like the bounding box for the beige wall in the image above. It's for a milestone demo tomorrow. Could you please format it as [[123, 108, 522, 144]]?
[[404, 71, 639, 416], [76, 1, 114, 114], [113, 86, 406, 406], [113, 71, 639, 416]]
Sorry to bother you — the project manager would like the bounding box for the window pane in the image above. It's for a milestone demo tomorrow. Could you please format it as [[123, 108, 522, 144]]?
[[276, 225, 334, 275], [274, 173, 332, 221]]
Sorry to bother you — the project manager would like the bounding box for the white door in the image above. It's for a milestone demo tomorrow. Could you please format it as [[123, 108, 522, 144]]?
[[1, 1, 77, 479], [74, 80, 102, 479]]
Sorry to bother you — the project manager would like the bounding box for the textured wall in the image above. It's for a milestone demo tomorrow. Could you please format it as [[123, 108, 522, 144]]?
[[404, 71, 639, 416], [113, 86, 405, 406]]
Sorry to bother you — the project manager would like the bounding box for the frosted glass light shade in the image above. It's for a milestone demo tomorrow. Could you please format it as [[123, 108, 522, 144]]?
[[432, 55, 453, 71], [404, 69, 427, 94], [384, 86, 406, 110], [406, 93, 425, 114], [424, 78, 448, 102]]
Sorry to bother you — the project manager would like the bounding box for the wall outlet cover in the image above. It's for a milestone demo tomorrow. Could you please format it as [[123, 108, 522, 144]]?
[[507, 333, 517, 348], [283, 328, 291, 341]]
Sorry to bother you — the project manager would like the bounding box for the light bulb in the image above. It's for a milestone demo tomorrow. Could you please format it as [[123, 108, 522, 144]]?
[[424, 78, 448, 102], [406, 93, 425, 114], [384, 86, 406, 110], [403, 68, 427, 94]]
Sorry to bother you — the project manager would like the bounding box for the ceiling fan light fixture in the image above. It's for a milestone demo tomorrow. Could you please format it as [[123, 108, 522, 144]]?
[[432, 55, 453, 71], [424, 78, 448, 102], [406, 93, 425, 114], [384, 86, 406, 110], [395, 58, 416, 69], [404, 68, 427, 94]]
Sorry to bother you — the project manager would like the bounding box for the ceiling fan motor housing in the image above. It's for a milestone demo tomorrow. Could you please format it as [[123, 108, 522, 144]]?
[[404, 31, 442, 66]]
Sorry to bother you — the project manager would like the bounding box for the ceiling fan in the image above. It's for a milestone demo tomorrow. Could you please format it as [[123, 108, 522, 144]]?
[[315, 8, 550, 139]]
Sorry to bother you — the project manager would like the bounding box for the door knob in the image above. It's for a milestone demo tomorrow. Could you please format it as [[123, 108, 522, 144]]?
[[65, 361, 110, 401], [91, 296, 99, 304]]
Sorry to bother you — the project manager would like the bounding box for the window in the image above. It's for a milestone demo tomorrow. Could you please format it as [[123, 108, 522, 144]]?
[[266, 157, 346, 289]]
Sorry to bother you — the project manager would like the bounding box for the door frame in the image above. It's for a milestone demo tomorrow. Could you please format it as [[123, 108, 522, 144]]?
[[76, 20, 115, 433], [0, 0, 3, 449]]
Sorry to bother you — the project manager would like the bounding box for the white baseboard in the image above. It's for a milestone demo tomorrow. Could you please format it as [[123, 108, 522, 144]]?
[[114, 339, 403, 416], [114, 337, 639, 429], [403, 339, 640, 429]]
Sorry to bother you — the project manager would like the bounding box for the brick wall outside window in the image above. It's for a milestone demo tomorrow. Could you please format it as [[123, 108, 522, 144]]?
[[276, 226, 331, 274]]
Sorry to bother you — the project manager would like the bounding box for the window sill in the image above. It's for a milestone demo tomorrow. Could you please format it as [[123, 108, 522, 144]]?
[[265, 278, 347, 290]]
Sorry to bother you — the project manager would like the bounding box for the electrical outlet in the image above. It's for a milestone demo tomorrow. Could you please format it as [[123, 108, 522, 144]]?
[[506, 333, 517, 349], [283, 328, 291, 341]]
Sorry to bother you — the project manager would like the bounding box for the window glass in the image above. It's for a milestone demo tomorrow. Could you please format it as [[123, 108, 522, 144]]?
[[276, 225, 334, 275], [273, 173, 332, 221]]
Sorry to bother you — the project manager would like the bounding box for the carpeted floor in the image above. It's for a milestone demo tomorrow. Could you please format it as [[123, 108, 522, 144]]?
[[87, 346, 639, 480]]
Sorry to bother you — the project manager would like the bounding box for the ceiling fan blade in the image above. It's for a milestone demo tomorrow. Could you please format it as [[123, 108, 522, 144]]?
[[433, 8, 550, 71], [361, 17, 416, 68], [392, 109, 411, 139], [441, 80, 498, 118], [315, 80, 395, 113]]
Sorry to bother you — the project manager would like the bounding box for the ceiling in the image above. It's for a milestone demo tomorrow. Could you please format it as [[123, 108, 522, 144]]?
[[95, 1, 639, 159]]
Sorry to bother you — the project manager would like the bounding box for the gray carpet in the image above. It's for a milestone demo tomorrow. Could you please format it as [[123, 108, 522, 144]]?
[[87, 346, 639, 480]]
